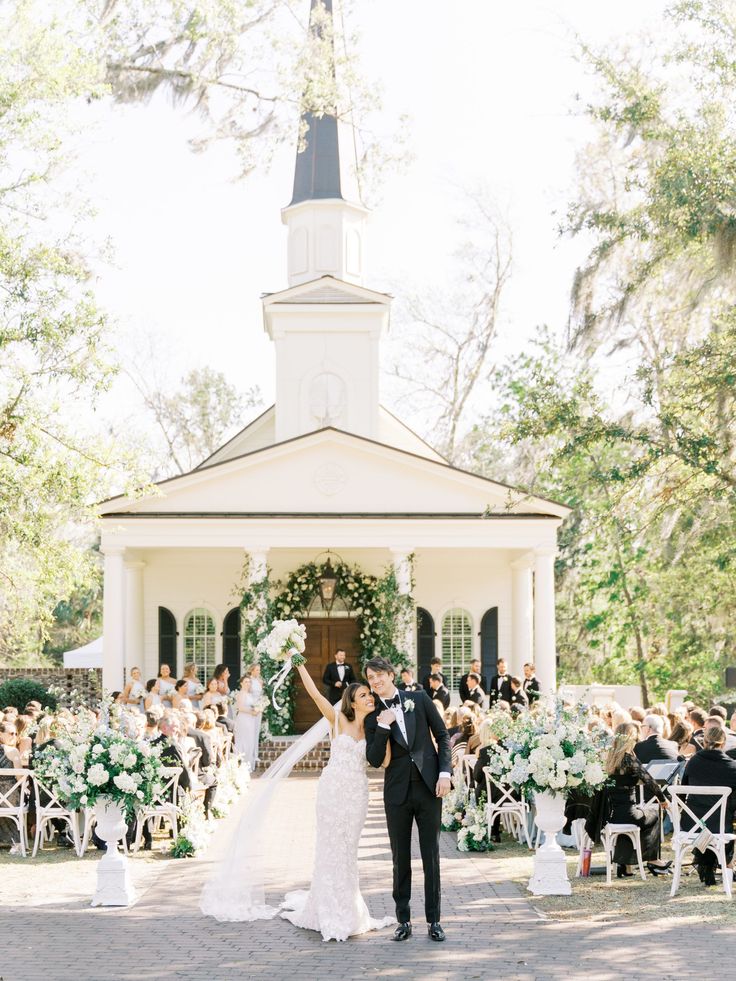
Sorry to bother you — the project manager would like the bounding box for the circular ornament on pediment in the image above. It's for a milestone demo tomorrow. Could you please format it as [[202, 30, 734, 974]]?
[[313, 462, 347, 496]]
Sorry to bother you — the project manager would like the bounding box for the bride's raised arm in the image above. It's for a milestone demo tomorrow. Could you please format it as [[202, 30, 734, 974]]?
[[295, 662, 336, 725]]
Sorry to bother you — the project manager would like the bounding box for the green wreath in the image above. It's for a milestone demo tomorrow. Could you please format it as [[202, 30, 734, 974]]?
[[240, 557, 413, 735]]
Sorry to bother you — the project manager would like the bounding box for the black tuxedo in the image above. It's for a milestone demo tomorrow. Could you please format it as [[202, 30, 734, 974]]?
[[488, 673, 512, 706], [322, 661, 357, 704], [149, 734, 193, 794], [634, 734, 679, 765], [465, 686, 485, 709], [365, 689, 451, 924], [522, 676, 541, 704], [510, 689, 528, 711], [422, 671, 447, 695], [458, 673, 488, 703], [430, 685, 450, 710], [398, 681, 422, 693]]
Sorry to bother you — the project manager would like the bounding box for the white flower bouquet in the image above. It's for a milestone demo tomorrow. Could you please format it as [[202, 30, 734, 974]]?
[[441, 785, 468, 832], [34, 723, 164, 818], [257, 618, 307, 665], [457, 795, 492, 852], [485, 697, 609, 798]]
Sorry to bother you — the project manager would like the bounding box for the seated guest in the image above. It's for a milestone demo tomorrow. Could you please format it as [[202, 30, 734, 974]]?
[[635, 714, 679, 764], [422, 658, 446, 695], [670, 719, 696, 759], [706, 715, 736, 753], [471, 719, 498, 793], [509, 677, 528, 713], [522, 663, 540, 705], [681, 722, 736, 886], [215, 702, 234, 734], [397, 667, 421, 692], [0, 722, 22, 768], [150, 716, 193, 795], [444, 709, 460, 739], [459, 660, 487, 702], [629, 706, 646, 724], [142, 711, 159, 741], [201, 677, 226, 712], [171, 679, 192, 711], [464, 673, 486, 709], [586, 722, 670, 878], [648, 703, 671, 739], [450, 712, 475, 749], [688, 708, 707, 748], [428, 673, 450, 710], [710, 705, 728, 723]]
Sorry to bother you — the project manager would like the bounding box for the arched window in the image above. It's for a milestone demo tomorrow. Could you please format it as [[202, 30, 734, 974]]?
[[158, 607, 177, 674], [184, 608, 216, 681], [441, 609, 473, 693]]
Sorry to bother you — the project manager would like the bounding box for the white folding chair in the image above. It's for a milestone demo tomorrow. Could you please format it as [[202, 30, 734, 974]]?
[[601, 823, 646, 884], [132, 766, 183, 852], [483, 766, 532, 848], [451, 742, 468, 787], [0, 769, 32, 857], [31, 774, 81, 857], [669, 785, 735, 899]]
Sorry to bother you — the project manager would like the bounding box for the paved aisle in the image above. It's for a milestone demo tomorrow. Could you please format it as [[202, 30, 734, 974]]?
[[0, 774, 721, 981]]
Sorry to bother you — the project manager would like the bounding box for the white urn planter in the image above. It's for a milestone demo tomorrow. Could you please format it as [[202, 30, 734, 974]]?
[[527, 790, 571, 896], [90, 797, 137, 907]]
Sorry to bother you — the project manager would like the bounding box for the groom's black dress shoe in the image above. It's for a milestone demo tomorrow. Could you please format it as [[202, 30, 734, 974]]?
[[392, 922, 412, 941], [428, 922, 446, 942]]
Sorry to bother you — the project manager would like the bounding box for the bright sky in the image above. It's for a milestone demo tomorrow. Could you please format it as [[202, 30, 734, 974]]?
[[85, 0, 668, 433]]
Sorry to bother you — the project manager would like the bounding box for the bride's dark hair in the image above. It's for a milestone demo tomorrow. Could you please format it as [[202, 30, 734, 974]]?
[[340, 683, 364, 722]]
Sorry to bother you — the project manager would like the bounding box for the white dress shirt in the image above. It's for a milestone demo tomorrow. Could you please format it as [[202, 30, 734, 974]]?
[[377, 689, 451, 780]]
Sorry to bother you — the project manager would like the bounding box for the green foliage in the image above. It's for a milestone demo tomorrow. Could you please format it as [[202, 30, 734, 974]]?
[[0, 677, 58, 712], [170, 835, 196, 859]]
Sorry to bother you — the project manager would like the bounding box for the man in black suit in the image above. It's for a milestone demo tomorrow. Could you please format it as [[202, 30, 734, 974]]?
[[422, 658, 446, 695], [509, 676, 529, 712], [428, 673, 450, 711], [365, 656, 452, 943], [688, 707, 707, 748], [458, 660, 487, 702], [488, 658, 513, 707], [398, 667, 422, 693], [522, 663, 541, 704], [322, 648, 356, 704], [635, 715, 680, 764], [464, 673, 485, 709]]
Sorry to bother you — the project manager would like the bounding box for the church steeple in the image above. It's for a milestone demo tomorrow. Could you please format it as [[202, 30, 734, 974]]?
[[281, 0, 368, 287]]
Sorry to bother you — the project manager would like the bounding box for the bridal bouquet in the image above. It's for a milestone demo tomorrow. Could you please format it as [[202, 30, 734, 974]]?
[[485, 698, 609, 798], [257, 618, 307, 666]]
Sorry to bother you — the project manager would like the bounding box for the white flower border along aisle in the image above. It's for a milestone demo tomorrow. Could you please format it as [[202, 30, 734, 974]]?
[[239, 555, 414, 735], [485, 698, 610, 896]]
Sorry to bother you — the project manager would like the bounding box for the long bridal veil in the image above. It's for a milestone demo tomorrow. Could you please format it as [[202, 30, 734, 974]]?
[[199, 715, 331, 922]]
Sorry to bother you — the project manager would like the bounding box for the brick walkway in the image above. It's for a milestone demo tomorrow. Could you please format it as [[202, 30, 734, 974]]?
[[0, 774, 726, 981]]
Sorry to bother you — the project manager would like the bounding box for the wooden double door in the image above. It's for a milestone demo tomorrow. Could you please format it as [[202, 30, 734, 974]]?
[[293, 617, 361, 733]]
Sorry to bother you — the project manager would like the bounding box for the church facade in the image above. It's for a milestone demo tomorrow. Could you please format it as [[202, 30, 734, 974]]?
[[98, 2, 571, 719]]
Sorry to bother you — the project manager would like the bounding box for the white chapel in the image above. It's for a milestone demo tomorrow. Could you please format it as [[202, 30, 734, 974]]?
[[99, 0, 571, 730]]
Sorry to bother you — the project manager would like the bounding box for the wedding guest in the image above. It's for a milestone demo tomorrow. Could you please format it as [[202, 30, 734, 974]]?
[[635, 714, 679, 765], [428, 673, 450, 710], [450, 713, 475, 750], [245, 662, 264, 703], [488, 659, 512, 707], [629, 706, 646, 723], [151, 716, 193, 795], [688, 708, 707, 747], [522, 663, 540, 704], [201, 677, 226, 712], [670, 719, 696, 759], [144, 678, 162, 711], [122, 666, 146, 712], [463, 673, 485, 709], [234, 676, 261, 770], [215, 702, 235, 735], [649, 703, 672, 739], [171, 679, 192, 711], [143, 711, 159, 741], [398, 667, 421, 693], [322, 649, 356, 704], [14, 716, 33, 765], [730, 710, 736, 734], [444, 709, 460, 739], [611, 707, 633, 729], [459, 660, 487, 702], [213, 664, 232, 697], [509, 677, 528, 713], [157, 663, 176, 704], [422, 658, 446, 695], [182, 663, 204, 709], [710, 705, 728, 723], [0, 722, 22, 768], [706, 715, 736, 753], [681, 722, 736, 886], [587, 722, 669, 878]]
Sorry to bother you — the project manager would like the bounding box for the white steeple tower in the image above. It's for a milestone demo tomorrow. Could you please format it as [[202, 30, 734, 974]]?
[[281, 0, 369, 287]]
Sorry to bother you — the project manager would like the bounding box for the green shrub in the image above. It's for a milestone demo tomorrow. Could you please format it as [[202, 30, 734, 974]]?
[[0, 677, 58, 712], [170, 835, 196, 858]]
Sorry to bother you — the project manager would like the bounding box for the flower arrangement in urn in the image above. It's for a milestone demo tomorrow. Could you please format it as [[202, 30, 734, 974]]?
[[485, 698, 609, 798]]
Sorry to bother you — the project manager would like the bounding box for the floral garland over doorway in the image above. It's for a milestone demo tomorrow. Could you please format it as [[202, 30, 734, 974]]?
[[239, 556, 414, 735]]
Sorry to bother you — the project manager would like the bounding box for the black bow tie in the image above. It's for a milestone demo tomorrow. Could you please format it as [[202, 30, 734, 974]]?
[[385, 695, 401, 708]]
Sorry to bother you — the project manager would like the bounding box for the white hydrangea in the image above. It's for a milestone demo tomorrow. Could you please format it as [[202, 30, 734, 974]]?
[[91, 744, 104, 757], [123, 753, 137, 769], [108, 743, 125, 764], [113, 772, 137, 794], [88, 763, 109, 787], [584, 761, 605, 785]]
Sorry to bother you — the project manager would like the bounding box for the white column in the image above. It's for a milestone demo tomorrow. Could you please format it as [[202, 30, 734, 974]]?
[[102, 546, 126, 692], [534, 548, 557, 693], [390, 548, 415, 667], [124, 561, 145, 681], [511, 555, 534, 676]]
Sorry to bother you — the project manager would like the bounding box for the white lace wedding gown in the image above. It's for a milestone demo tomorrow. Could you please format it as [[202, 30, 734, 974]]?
[[280, 719, 394, 942]]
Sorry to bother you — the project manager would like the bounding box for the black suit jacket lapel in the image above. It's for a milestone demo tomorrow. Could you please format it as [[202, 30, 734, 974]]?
[[403, 692, 417, 748]]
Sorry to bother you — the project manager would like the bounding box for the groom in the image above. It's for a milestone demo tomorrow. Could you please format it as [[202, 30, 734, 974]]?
[[364, 656, 452, 943]]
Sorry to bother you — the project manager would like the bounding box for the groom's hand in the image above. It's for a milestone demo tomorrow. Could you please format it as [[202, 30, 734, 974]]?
[[435, 778, 451, 798], [377, 709, 396, 727]]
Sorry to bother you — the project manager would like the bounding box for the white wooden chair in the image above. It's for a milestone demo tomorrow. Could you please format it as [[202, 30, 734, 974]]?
[[132, 766, 183, 852], [0, 768, 33, 857], [669, 785, 736, 899], [31, 774, 81, 857], [462, 754, 477, 790], [601, 823, 646, 884], [451, 741, 468, 787], [573, 817, 593, 876], [483, 766, 532, 848]]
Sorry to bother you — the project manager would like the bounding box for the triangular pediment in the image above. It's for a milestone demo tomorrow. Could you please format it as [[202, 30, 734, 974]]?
[[99, 429, 570, 519], [262, 275, 391, 307]]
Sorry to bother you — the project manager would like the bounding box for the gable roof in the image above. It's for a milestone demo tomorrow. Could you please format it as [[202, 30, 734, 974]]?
[[261, 274, 391, 306]]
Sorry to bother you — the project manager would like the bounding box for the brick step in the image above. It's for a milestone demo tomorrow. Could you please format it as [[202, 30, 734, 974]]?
[[255, 738, 331, 773]]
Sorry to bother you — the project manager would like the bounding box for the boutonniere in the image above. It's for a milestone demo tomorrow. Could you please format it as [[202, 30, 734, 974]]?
[[404, 699, 415, 713]]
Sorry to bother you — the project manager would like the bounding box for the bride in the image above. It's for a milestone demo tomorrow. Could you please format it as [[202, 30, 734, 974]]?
[[200, 658, 394, 942]]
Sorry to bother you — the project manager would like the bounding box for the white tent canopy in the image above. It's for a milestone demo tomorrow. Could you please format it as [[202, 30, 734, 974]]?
[[63, 636, 103, 669]]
